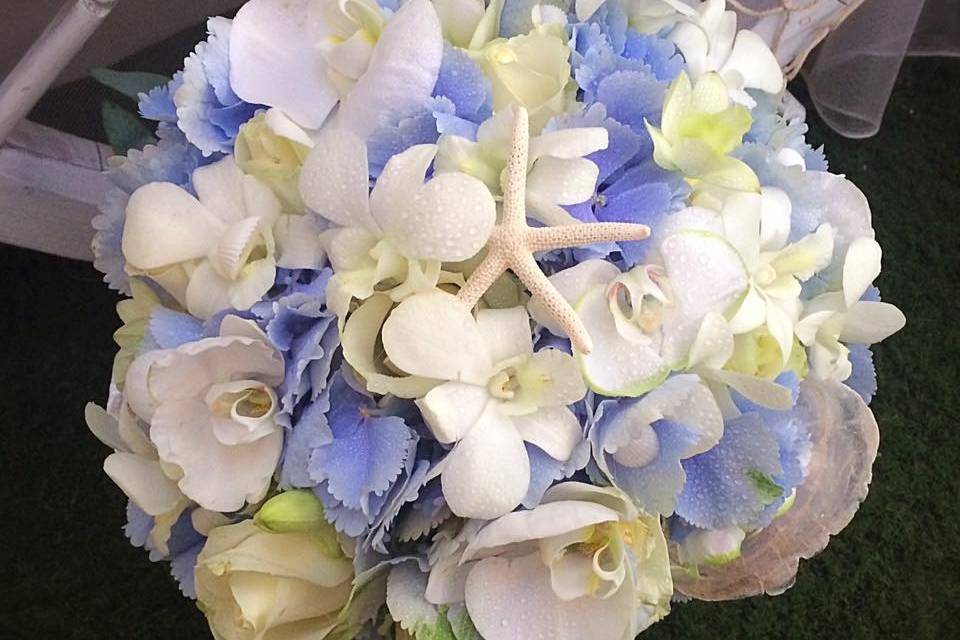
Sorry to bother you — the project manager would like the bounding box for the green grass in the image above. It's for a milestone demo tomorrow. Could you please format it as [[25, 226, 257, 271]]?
[[1, 46, 957, 639]]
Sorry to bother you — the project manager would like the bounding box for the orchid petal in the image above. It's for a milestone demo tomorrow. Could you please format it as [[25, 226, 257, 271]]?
[[576, 286, 669, 397], [770, 224, 834, 282], [273, 214, 324, 269], [341, 294, 442, 398], [382, 291, 493, 385], [842, 237, 883, 308], [513, 407, 583, 462], [465, 553, 634, 640], [371, 144, 496, 262], [339, 0, 443, 139], [722, 29, 784, 94], [515, 349, 587, 408], [527, 157, 601, 208], [463, 502, 620, 562], [418, 382, 491, 444], [476, 306, 534, 364], [122, 183, 225, 270], [839, 302, 906, 345], [300, 128, 375, 230], [230, 0, 338, 129], [441, 403, 530, 519], [529, 260, 620, 336]]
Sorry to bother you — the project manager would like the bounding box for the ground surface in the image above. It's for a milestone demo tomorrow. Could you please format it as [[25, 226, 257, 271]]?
[[1, 24, 957, 639]]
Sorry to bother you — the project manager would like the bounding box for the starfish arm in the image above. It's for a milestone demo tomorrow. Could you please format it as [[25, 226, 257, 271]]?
[[501, 107, 530, 227], [457, 250, 509, 309], [511, 252, 594, 354], [526, 222, 652, 252]]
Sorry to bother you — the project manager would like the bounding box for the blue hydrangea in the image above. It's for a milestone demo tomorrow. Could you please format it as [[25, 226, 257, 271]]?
[[173, 17, 262, 156], [124, 502, 205, 598], [846, 344, 878, 405], [676, 412, 784, 530], [282, 372, 420, 541], [746, 91, 828, 172], [732, 373, 812, 526], [367, 45, 492, 176], [550, 104, 687, 267], [92, 125, 209, 295], [523, 438, 591, 508], [252, 269, 340, 429], [589, 397, 698, 515], [571, 7, 682, 106]]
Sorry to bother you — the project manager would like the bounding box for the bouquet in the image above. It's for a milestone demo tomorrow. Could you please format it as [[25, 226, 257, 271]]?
[[84, 0, 905, 638]]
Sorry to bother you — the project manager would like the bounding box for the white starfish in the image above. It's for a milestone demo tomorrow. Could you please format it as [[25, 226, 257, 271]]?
[[457, 107, 652, 354]]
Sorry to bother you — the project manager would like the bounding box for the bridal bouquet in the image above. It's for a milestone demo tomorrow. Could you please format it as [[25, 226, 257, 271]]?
[[85, 0, 905, 638]]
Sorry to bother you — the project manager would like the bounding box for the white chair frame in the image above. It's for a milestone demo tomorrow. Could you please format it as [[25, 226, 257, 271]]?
[[0, 0, 119, 261]]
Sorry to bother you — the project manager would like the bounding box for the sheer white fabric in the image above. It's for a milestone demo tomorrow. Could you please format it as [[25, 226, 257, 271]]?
[[733, 0, 960, 138]]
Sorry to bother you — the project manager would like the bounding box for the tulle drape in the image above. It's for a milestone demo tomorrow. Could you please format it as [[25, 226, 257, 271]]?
[[734, 0, 960, 138]]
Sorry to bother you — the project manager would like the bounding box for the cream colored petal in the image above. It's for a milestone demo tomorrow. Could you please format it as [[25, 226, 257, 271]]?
[[122, 183, 225, 270], [514, 349, 587, 409], [151, 398, 282, 512], [103, 452, 184, 516]]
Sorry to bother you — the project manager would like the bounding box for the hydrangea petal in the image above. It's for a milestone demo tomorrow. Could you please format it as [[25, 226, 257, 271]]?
[[308, 376, 416, 510], [676, 412, 783, 529]]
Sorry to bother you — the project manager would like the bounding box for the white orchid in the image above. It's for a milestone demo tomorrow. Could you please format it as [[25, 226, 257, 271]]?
[[668, 0, 784, 107], [796, 237, 906, 382], [123, 316, 285, 513], [230, 0, 443, 138], [436, 105, 609, 226], [717, 188, 835, 367], [122, 156, 324, 319], [85, 400, 191, 557], [425, 483, 673, 640], [529, 228, 749, 396], [381, 291, 587, 519], [299, 128, 496, 321]]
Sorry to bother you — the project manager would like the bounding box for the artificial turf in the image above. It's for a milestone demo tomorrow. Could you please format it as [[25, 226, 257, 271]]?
[[0, 27, 957, 639]]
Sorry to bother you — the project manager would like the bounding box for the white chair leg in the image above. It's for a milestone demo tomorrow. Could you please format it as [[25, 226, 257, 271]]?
[[0, 0, 121, 145]]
